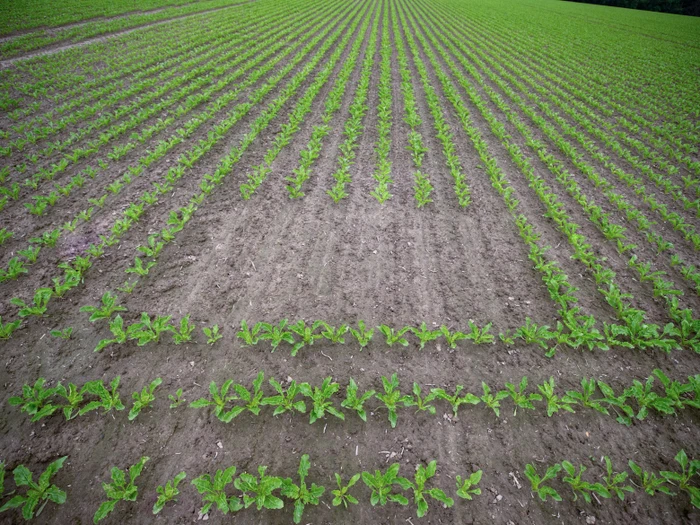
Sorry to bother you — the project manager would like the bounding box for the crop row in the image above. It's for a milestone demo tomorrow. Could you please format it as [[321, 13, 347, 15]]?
[[0, 0, 359, 307], [1, 447, 697, 523], [10, 369, 700, 429]]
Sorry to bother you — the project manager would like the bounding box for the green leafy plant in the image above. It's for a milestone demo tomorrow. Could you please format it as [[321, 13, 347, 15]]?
[[660, 450, 700, 507], [0, 456, 67, 520], [94, 457, 149, 523], [261, 378, 307, 416], [538, 377, 576, 417], [506, 376, 542, 416], [341, 378, 375, 421], [299, 377, 344, 424], [127, 313, 173, 346], [172, 315, 195, 344], [191, 466, 242, 516], [125, 257, 155, 276], [203, 324, 222, 345], [128, 378, 162, 421], [153, 472, 186, 515], [378, 324, 410, 346], [331, 473, 361, 508], [411, 322, 441, 349], [0, 317, 21, 340], [289, 320, 324, 355], [440, 325, 468, 349], [404, 461, 454, 517], [8, 378, 60, 422], [403, 382, 437, 415], [169, 389, 184, 409], [455, 470, 483, 500], [349, 320, 374, 349], [524, 463, 562, 502], [11, 288, 53, 317], [80, 292, 127, 323], [479, 382, 508, 417], [431, 385, 480, 417], [362, 463, 411, 506], [465, 320, 495, 344], [320, 322, 349, 344], [280, 455, 325, 523], [561, 461, 610, 503], [629, 460, 674, 496], [376, 374, 410, 428], [189, 380, 236, 423], [50, 327, 73, 340], [234, 466, 284, 510], [79, 377, 125, 416], [237, 320, 262, 346], [94, 315, 127, 352], [602, 456, 634, 501], [259, 320, 294, 351]]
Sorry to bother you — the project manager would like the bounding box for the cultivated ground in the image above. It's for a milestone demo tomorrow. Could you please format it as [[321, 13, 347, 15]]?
[[0, 0, 699, 523]]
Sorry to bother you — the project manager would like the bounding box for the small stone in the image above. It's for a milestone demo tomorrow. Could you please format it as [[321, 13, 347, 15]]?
[[217, 441, 223, 449], [586, 517, 596, 525]]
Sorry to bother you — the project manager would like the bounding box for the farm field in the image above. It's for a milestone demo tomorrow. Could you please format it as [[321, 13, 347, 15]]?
[[0, 0, 699, 522]]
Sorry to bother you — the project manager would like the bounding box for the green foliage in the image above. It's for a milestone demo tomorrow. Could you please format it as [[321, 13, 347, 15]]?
[[299, 377, 344, 424], [237, 320, 263, 346], [349, 320, 374, 349], [280, 455, 325, 523], [94, 457, 149, 523], [153, 472, 186, 515], [8, 378, 60, 422], [404, 461, 454, 517], [561, 461, 610, 502], [261, 378, 306, 416], [172, 315, 195, 344], [168, 389, 184, 409], [378, 324, 410, 346], [234, 466, 284, 510], [191, 466, 242, 515], [524, 463, 562, 502], [79, 377, 125, 415], [203, 324, 222, 345], [362, 463, 411, 506], [11, 288, 53, 317], [0, 316, 21, 340], [341, 378, 375, 421], [332, 473, 361, 508], [376, 374, 410, 428], [455, 470, 482, 500], [128, 378, 162, 421], [259, 320, 294, 351], [80, 292, 127, 322], [431, 385, 480, 417], [411, 322, 441, 349], [50, 327, 73, 340], [0, 457, 67, 520]]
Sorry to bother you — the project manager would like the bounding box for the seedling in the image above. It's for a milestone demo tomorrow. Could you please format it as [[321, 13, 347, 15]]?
[[431, 385, 480, 417], [94, 457, 149, 523], [660, 450, 700, 507], [9, 378, 60, 422], [116, 280, 138, 294], [404, 461, 454, 517], [362, 463, 411, 506], [320, 322, 349, 344], [259, 320, 294, 351], [55, 383, 84, 420], [538, 377, 576, 417], [236, 320, 263, 346], [332, 473, 361, 508], [50, 327, 73, 340], [289, 320, 324, 356], [602, 457, 634, 501], [125, 257, 155, 276], [0, 456, 67, 520], [168, 389, 184, 409], [234, 466, 284, 510], [506, 376, 542, 416], [153, 472, 186, 515], [341, 378, 375, 422], [299, 377, 344, 424], [11, 288, 53, 317], [281, 455, 325, 523], [0, 317, 22, 340], [565, 378, 609, 415], [191, 466, 242, 516], [80, 291, 127, 322], [128, 378, 162, 420], [524, 463, 562, 501], [261, 378, 306, 416], [172, 315, 195, 344], [455, 470, 483, 500], [376, 374, 410, 428], [411, 322, 441, 349], [378, 324, 410, 346], [79, 377, 125, 415], [349, 320, 374, 349], [203, 324, 222, 345], [440, 325, 467, 349], [561, 461, 610, 502], [465, 321, 495, 344], [628, 460, 674, 496], [229, 372, 266, 418], [127, 313, 173, 346], [479, 382, 508, 417], [189, 381, 236, 423], [403, 382, 437, 415], [95, 315, 128, 352], [18, 246, 40, 264]]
